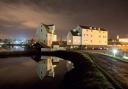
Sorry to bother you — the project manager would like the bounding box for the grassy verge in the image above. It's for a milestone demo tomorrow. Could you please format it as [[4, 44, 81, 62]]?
[[95, 52, 128, 62], [75, 51, 123, 89], [85, 52, 123, 89]]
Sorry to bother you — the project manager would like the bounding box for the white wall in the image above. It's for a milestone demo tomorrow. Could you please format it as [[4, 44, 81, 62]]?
[[47, 33, 53, 46], [72, 36, 81, 45], [67, 32, 72, 45], [35, 24, 47, 45], [35, 24, 57, 47], [52, 34, 57, 41], [80, 27, 108, 45]]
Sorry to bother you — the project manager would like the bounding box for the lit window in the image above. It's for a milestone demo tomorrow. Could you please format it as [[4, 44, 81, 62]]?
[[99, 35, 101, 38], [68, 40, 71, 43]]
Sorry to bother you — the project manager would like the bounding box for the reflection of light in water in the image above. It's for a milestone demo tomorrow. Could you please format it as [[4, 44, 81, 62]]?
[[11, 46, 25, 51], [66, 61, 74, 71], [14, 46, 19, 49]]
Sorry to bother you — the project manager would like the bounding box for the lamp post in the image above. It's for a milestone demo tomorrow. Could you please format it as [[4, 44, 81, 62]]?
[[112, 49, 118, 57]]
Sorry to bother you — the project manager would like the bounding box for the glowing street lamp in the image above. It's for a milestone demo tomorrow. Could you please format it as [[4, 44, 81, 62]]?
[[112, 49, 118, 57]]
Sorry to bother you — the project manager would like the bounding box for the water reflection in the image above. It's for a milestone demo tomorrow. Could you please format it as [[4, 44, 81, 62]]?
[[36, 58, 55, 80], [34, 55, 73, 80], [10, 46, 25, 51], [0, 46, 25, 52]]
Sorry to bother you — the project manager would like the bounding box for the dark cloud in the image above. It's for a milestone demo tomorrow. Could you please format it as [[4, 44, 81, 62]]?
[[0, 0, 128, 39]]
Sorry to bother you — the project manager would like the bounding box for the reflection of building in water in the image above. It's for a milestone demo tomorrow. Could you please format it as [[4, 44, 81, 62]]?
[[36, 56, 55, 80]]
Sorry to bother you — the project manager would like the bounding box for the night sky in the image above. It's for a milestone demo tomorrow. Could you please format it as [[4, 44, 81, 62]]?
[[0, 0, 128, 40]]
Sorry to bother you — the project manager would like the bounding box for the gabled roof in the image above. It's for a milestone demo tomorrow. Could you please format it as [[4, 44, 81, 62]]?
[[79, 25, 106, 31], [70, 29, 81, 36], [41, 23, 55, 33], [79, 25, 90, 29], [100, 28, 106, 31]]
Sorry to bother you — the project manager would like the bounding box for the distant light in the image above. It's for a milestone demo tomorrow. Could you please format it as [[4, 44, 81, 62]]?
[[100, 48, 102, 50], [0, 42, 4, 45], [112, 49, 118, 57], [15, 40, 20, 44]]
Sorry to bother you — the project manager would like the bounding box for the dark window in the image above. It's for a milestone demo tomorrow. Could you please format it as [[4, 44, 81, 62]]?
[[41, 29, 42, 32]]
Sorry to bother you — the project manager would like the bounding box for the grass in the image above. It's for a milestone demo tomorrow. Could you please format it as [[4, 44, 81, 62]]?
[[96, 52, 128, 62], [71, 51, 118, 89], [86, 53, 123, 89]]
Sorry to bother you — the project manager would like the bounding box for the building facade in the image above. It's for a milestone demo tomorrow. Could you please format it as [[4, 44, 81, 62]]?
[[35, 23, 57, 47], [67, 29, 81, 46], [67, 25, 108, 47]]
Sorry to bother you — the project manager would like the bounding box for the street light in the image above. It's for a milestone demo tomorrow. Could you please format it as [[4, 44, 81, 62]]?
[[112, 49, 118, 57]]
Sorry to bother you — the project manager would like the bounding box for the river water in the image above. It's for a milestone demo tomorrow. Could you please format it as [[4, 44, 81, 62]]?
[[0, 46, 25, 52], [0, 46, 72, 89]]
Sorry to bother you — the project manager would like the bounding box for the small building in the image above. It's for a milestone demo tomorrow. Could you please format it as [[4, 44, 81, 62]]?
[[108, 35, 128, 51], [52, 41, 66, 62], [35, 23, 57, 47], [117, 35, 128, 43], [67, 29, 81, 47]]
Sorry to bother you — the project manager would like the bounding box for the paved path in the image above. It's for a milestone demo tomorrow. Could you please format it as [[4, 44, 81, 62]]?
[[92, 53, 128, 88]]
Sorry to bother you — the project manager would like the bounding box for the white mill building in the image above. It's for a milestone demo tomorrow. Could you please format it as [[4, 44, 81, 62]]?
[[35, 23, 57, 79]]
